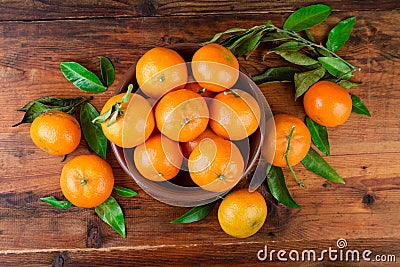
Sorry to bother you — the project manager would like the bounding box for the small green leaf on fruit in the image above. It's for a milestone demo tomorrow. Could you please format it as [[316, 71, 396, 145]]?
[[351, 94, 371, 116], [122, 84, 134, 103], [301, 147, 345, 184], [40, 196, 72, 209], [170, 202, 215, 224], [113, 186, 138, 197], [95, 196, 126, 238]]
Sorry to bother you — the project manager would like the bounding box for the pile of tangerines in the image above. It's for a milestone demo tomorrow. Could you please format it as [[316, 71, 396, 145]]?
[[29, 43, 354, 238]]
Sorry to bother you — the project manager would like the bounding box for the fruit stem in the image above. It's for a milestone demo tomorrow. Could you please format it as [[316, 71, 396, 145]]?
[[217, 174, 225, 181], [80, 177, 88, 186], [284, 126, 306, 188], [224, 89, 241, 97]]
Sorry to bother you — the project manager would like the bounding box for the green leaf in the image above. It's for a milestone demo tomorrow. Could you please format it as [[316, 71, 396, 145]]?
[[233, 31, 263, 58], [221, 25, 262, 50], [318, 57, 352, 79], [317, 47, 332, 57], [80, 103, 108, 159], [269, 41, 305, 53], [112, 186, 138, 197], [351, 94, 371, 116], [274, 51, 318, 66], [98, 56, 115, 87], [200, 28, 247, 46], [326, 17, 356, 52], [304, 29, 315, 42], [60, 62, 107, 93], [107, 110, 119, 127], [283, 4, 331, 32], [339, 80, 361, 89], [40, 196, 72, 209], [170, 202, 215, 224], [301, 147, 345, 184], [267, 166, 300, 208], [306, 117, 330, 156], [13, 96, 91, 127], [92, 104, 114, 124], [95, 196, 126, 238], [122, 84, 134, 103], [252, 66, 300, 85], [294, 66, 326, 99], [261, 32, 291, 42]]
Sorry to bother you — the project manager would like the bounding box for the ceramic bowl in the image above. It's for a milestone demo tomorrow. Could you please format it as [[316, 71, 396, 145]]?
[[111, 43, 274, 207]]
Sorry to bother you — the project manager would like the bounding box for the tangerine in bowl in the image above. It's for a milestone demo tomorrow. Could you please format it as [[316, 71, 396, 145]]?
[[110, 43, 275, 207]]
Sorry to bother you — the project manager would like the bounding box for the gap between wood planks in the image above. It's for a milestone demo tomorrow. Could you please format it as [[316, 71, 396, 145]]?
[[0, 241, 264, 255], [0, 9, 394, 23]]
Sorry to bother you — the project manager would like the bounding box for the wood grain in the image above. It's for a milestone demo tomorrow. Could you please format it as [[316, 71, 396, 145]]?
[[0, 2, 399, 266], [0, 0, 399, 21]]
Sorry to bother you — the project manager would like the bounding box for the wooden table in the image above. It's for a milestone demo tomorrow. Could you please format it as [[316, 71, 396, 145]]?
[[1, 1, 399, 266]]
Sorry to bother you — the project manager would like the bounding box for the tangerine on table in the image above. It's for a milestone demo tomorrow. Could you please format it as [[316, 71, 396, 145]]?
[[303, 80, 352, 127], [134, 134, 183, 181], [100, 93, 154, 148], [267, 114, 311, 167], [210, 89, 261, 140], [192, 43, 239, 92], [30, 110, 81, 156], [155, 89, 209, 142], [60, 154, 114, 208], [181, 127, 220, 159], [188, 138, 244, 192], [218, 188, 267, 238], [136, 47, 188, 98]]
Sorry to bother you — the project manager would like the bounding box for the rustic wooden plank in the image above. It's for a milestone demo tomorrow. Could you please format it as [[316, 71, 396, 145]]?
[[2, 11, 399, 155], [0, 9, 399, 264], [0, 152, 399, 250], [0, 0, 399, 21], [0, 239, 398, 266]]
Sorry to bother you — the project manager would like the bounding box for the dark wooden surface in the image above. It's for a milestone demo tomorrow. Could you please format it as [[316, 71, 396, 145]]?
[[1, 0, 400, 266]]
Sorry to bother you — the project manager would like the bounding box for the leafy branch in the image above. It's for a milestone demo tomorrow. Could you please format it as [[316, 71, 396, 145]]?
[[200, 4, 369, 208]]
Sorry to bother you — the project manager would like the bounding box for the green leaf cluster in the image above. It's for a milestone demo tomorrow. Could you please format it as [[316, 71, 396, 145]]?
[[202, 4, 369, 113], [13, 96, 92, 127], [41, 186, 137, 238], [60, 56, 115, 93], [202, 4, 372, 208]]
